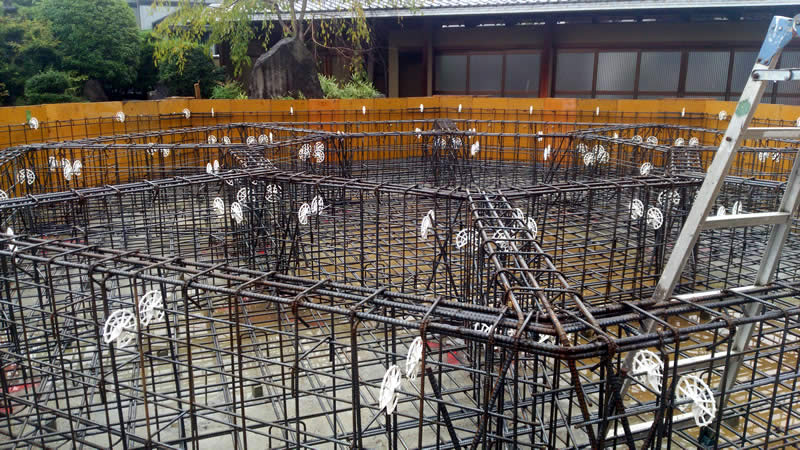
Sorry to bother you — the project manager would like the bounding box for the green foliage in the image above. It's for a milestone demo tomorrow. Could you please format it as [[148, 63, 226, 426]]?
[[211, 81, 248, 99], [153, 0, 418, 79], [25, 69, 70, 95], [158, 45, 224, 98], [132, 32, 159, 98], [319, 73, 381, 99], [0, 16, 61, 104], [0, 82, 8, 102], [23, 69, 83, 104], [36, 0, 140, 94]]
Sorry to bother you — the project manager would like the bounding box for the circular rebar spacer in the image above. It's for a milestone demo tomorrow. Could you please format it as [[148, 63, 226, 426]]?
[[103, 309, 136, 347], [115, 111, 125, 123], [454, 228, 479, 250], [674, 137, 685, 146], [207, 135, 217, 144], [265, 185, 281, 203], [689, 137, 700, 146], [161, 147, 170, 157], [676, 375, 717, 427], [758, 151, 768, 162], [63, 160, 73, 181], [415, 128, 422, 140], [631, 350, 663, 393], [658, 189, 680, 206], [72, 160, 82, 176], [6, 227, 16, 252], [299, 143, 312, 161], [646, 136, 658, 145], [470, 141, 480, 156], [629, 199, 644, 220], [632, 135, 643, 144], [544, 145, 551, 161], [492, 229, 511, 251], [420, 214, 433, 240], [718, 110, 727, 120], [17, 169, 35, 185], [731, 200, 743, 215], [298, 203, 311, 225], [0, 190, 7, 200], [310, 195, 324, 214], [314, 142, 325, 163], [236, 188, 251, 204], [770, 152, 781, 163], [139, 290, 164, 326], [183, 108, 191, 119], [646, 207, 663, 230], [405, 337, 423, 378], [28, 117, 39, 130], [576, 143, 588, 154], [594, 145, 609, 164], [640, 162, 652, 176], [213, 197, 225, 216], [246, 136, 257, 146], [379, 365, 403, 415], [48, 156, 58, 172], [583, 152, 595, 166], [231, 202, 244, 224], [258, 134, 269, 145], [223, 136, 232, 144], [526, 217, 538, 239]]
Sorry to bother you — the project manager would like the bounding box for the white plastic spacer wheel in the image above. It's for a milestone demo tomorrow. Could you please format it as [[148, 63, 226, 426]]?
[[632, 135, 643, 144], [362, 106, 366, 115], [458, 104, 462, 113], [28, 117, 39, 130], [246, 136, 257, 146], [526, 217, 538, 239], [529, 105, 533, 115], [640, 162, 652, 176], [213, 197, 225, 216], [543, 145, 551, 161], [537, 131, 543, 142], [211, 107, 215, 117], [405, 337, 423, 378], [115, 111, 125, 123], [269, 132, 274, 143], [71, 160, 82, 176], [49, 156, 58, 172], [492, 229, 511, 251], [63, 159, 73, 181], [299, 143, 312, 161], [161, 148, 170, 157], [576, 143, 588, 154], [314, 142, 325, 163], [24, 169, 35, 185], [298, 203, 311, 225], [223, 136, 232, 144], [103, 309, 136, 347], [236, 188, 250, 204], [419, 104, 424, 113], [583, 152, 595, 167], [231, 202, 244, 224], [470, 141, 480, 156], [420, 214, 433, 240], [310, 195, 324, 214], [646, 207, 663, 230], [594, 145, 609, 164], [379, 365, 402, 414], [770, 152, 781, 163], [758, 151, 768, 163], [290, 106, 294, 115], [258, 134, 269, 145], [731, 200, 742, 215], [0, 190, 8, 201], [674, 137, 685, 146], [646, 136, 658, 145], [718, 110, 727, 120], [658, 190, 680, 207], [717, 206, 726, 216], [6, 227, 16, 252], [138, 290, 164, 326], [208, 135, 217, 144], [689, 137, 700, 146], [265, 185, 281, 203], [675, 375, 717, 427], [796, 117, 800, 127], [206, 163, 213, 175], [451, 136, 462, 148], [415, 128, 422, 140], [630, 199, 644, 220], [454, 228, 479, 250], [631, 350, 663, 393], [183, 108, 191, 119]]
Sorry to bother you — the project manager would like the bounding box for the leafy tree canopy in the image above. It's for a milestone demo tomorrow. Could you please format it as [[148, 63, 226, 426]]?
[[158, 45, 224, 98], [36, 0, 140, 92], [0, 15, 61, 104], [153, 0, 418, 77]]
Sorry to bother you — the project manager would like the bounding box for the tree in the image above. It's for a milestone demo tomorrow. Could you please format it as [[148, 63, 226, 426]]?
[[158, 45, 224, 98], [152, 0, 417, 97], [36, 0, 140, 96], [0, 16, 61, 105]]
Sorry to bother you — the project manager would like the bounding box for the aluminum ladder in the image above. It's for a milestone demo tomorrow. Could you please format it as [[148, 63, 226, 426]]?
[[619, 12, 800, 419]]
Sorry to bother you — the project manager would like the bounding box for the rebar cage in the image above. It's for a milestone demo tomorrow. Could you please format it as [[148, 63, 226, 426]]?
[[0, 110, 799, 449]]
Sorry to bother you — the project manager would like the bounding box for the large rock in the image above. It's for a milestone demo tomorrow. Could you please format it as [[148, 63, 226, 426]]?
[[248, 37, 323, 99], [82, 79, 108, 102]]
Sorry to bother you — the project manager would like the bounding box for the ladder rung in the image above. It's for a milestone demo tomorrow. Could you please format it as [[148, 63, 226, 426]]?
[[701, 212, 791, 230], [744, 127, 800, 139], [752, 68, 800, 82]]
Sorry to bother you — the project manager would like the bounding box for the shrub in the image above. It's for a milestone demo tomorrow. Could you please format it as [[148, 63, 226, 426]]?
[[25, 92, 82, 104], [25, 69, 70, 95], [211, 81, 247, 99], [37, 0, 139, 94], [319, 73, 381, 99], [131, 32, 158, 98], [158, 45, 224, 98]]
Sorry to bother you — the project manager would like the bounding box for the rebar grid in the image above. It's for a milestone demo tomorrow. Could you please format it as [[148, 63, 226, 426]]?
[[0, 114, 799, 449]]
